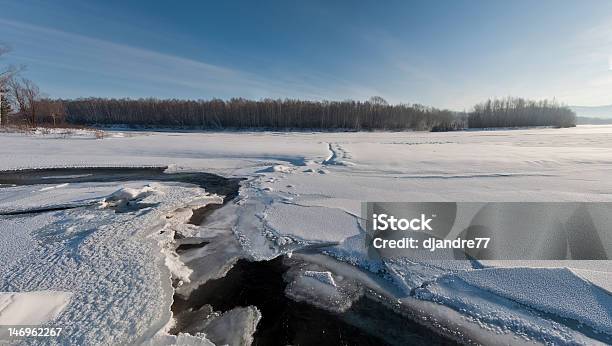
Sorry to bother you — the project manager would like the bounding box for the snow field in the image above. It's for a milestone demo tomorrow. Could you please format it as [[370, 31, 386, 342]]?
[[0, 125, 611, 344]]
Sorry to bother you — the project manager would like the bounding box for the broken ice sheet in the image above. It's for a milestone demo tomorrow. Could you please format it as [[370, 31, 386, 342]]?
[[284, 259, 363, 313]]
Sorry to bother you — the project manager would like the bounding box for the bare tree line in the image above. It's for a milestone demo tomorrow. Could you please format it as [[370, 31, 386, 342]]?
[[54, 97, 461, 131], [54, 96, 574, 130], [468, 97, 576, 128], [5, 94, 577, 131]]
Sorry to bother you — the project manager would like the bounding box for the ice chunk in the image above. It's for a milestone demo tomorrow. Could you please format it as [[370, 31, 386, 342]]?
[[304, 270, 336, 286], [144, 333, 215, 346], [202, 306, 262, 346], [100, 185, 156, 211], [257, 165, 293, 173], [285, 263, 363, 313]]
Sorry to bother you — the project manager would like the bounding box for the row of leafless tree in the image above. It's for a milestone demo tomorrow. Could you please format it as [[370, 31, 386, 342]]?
[[3, 93, 576, 131], [57, 97, 460, 130], [468, 97, 576, 128]]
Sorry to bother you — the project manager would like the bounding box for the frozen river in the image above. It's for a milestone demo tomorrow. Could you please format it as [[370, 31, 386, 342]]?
[[0, 126, 610, 345]]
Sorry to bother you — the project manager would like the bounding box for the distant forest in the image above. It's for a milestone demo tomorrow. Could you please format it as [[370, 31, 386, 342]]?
[[2, 90, 577, 131], [30, 97, 464, 131], [468, 97, 576, 128], [10, 96, 574, 131]]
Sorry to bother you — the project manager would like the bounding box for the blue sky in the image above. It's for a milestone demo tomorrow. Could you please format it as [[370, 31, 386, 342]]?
[[1, 0, 612, 109]]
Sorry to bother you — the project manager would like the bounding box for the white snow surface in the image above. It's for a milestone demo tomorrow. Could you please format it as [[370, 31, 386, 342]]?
[[1, 125, 612, 344], [416, 267, 612, 338], [0, 181, 219, 344], [0, 291, 72, 325]]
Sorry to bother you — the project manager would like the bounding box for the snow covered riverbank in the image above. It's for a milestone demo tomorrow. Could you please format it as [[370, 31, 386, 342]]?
[[0, 125, 611, 344], [0, 180, 222, 344]]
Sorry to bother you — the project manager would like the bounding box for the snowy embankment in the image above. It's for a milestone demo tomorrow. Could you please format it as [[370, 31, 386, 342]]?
[[0, 180, 223, 344], [0, 125, 611, 344]]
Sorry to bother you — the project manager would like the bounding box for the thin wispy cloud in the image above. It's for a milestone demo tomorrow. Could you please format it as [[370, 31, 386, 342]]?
[[0, 18, 370, 101], [2, 1, 612, 109]]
